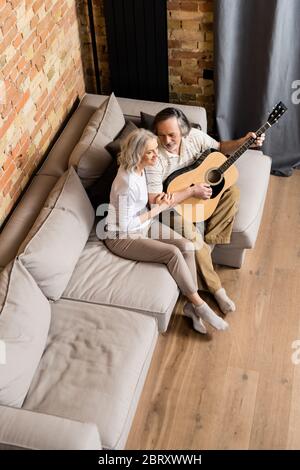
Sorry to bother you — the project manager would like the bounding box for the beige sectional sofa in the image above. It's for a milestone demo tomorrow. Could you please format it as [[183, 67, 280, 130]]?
[[0, 93, 271, 450]]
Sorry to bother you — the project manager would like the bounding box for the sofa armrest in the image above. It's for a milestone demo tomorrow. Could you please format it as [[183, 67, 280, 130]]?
[[0, 405, 101, 450]]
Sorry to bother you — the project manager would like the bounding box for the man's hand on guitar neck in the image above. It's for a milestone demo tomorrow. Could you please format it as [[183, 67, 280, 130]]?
[[220, 132, 265, 155]]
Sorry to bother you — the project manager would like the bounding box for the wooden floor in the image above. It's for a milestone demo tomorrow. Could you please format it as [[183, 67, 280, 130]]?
[[126, 171, 300, 450]]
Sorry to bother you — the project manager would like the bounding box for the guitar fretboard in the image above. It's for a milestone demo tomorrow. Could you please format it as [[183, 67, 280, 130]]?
[[219, 122, 271, 174]]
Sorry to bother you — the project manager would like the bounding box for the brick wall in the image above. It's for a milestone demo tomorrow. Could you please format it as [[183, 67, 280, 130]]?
[[168, 0, 214, 130], [0, 0, 86, 227], [80, 0, 214, 129]]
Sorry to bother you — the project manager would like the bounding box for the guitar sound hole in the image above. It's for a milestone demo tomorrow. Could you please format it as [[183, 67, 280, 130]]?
[[206, 168, 222, 185]]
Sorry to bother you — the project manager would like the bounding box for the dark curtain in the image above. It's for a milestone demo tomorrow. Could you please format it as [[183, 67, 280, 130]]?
[[214, 0, 300, 176]]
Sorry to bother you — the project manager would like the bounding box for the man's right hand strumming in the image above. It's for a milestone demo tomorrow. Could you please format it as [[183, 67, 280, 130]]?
[[191, 183, 212, 200]]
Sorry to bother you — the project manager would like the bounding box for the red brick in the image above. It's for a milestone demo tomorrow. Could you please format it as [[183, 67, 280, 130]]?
[[1, 14, 16, 35], [10, 142, 21, 159], [9, 181, 22, 200], [0, 25, 18, 55], [3, 179, 13, 197], [44, 0, 52, 11], [20, 32, 36, 55], [16, 73, 26, 89], [171, 49, 201, 59], [0, 110, 16, 139], [0, 162, 15, 188], [19, 132, 30, 148], [17, 56, 27, 72], [0, 3, 13, 25], [14, 154, 27, 169], [30, 15, 39, 29], [167, 1, 181, 10], [179, 1, 199, 12], [198, 1, 213, 12], [181, 75, 199, 85], [33, 51, 46, 71], [12, 33, 22, 48], [36, 90, 48, 108], [32, 0, 43, 13], [168, 39, 182, 48], [39, 126, 52, 148], [15, 90, 30, 114]]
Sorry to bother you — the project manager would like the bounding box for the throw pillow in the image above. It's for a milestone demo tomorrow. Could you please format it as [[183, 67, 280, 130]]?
[[0, 259, 50, 407], [105, 120, 138, 159], [140, 111, 202, 131], [87, 121, 137, 210], [18, 167, 95, 301], [87, 160, 118, 210], [68, 93, 125, 187]]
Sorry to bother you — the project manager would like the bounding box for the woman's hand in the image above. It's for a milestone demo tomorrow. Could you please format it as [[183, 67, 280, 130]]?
[[153, 192, 175, 211], [155, 192, 175, 206], [155, 192, 167, 205], [163, 192, 175, 206]]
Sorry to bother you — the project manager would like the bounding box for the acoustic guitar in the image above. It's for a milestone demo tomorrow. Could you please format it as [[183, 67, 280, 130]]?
[[163, 102, 287, 223]]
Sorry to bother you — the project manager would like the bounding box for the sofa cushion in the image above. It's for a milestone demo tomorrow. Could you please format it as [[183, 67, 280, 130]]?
[[0, 175, 59, 269], [105, 120, 138, 158], [23, 299, 158, 450], [0, 259, 50, 408], [18, 167, 95, 301], [68, 93, 125, 187], [62, 241, 179, 332]]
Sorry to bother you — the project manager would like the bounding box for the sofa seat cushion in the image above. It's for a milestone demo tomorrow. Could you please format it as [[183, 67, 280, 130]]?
[[23, 299, 158, 450], [62, 241, 179, 332], [18, 168, 95, 301], [0, 259, 50, 408], [68, 93, 125, 187], [230, 149, 271, 248]]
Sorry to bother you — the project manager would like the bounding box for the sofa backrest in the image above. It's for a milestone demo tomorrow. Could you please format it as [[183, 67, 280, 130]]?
[[37, 94, 208, 179], [0, 94, 207, 269]]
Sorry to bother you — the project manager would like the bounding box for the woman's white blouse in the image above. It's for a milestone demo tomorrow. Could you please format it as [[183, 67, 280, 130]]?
[[106, 166, 151, 234]]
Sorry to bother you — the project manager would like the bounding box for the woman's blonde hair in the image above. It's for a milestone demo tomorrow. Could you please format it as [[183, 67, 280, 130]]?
[[118, 128, 157, 171]]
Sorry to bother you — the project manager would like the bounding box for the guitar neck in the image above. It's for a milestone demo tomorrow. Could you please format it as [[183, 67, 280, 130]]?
[[219, 121, 271, 174]]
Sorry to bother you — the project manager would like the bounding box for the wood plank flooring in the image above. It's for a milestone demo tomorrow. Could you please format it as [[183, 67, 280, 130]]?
[[126, 171, 300, 450]]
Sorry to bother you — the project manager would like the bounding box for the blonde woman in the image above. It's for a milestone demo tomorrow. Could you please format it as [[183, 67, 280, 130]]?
[[104, 129, 228, 333]]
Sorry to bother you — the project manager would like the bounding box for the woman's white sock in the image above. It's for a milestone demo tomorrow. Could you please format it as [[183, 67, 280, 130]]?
[[194, 302, 229, 331], [183, 303, 207, 334], [214, 288, 236, 314]]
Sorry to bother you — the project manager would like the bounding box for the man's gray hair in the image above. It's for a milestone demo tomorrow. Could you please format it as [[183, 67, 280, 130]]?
[[153, 107, 192, 137]]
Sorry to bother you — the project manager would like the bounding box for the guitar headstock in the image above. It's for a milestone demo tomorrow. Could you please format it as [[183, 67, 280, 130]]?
[[267, 101, 287, 126]]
